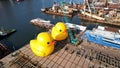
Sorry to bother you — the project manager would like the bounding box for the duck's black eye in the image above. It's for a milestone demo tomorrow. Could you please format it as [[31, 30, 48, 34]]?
[[59, 29, 62, 32], [47, 42, 50, 44]]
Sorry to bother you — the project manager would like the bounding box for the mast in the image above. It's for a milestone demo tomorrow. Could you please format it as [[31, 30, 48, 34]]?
[[105, 0, 108, 8], [86, 0, 92, 13]]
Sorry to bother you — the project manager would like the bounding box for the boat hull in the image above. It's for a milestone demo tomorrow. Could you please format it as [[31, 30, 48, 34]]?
[[0, 29, 16, 40], [43, 11, 73, 18], [82, 30, 120, 49], [78, 13, 120, 26]]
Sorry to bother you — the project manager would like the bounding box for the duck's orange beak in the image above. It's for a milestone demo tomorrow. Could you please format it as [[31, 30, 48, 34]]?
[[51, 41, 56, 45], [63, 29, 67, 33]]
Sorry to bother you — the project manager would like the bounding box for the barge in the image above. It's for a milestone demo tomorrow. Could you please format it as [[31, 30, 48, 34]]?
[[0, 19, 120, 68], [41, 9, 73, 18], [30, 18, 53, 30], [0, 39, 120, 68], [30, 18, 87, 31], [78, 11, 120, 26], [78, 0, 120, 26]]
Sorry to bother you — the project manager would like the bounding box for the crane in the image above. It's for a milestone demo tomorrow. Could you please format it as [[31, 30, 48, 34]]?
[[58, 0, 80, 46]]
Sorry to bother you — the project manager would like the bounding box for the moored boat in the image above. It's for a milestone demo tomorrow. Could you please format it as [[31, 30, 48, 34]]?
[[41, 2, 79, 18], [42, 10, 73, 17], [65, 23, 86, 31], [82, 26, 120, 49], [97, 26, 120, 33], [16, 0, 24, 2], [30, 18, 53, 29], [30, 18, 50, 23], [30, 18, 87, 31], [78, 0, 120, 26], [0, 29, 16, 40]]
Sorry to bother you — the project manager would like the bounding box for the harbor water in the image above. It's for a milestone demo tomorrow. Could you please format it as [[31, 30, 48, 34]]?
[[0, 0, 119, 51]]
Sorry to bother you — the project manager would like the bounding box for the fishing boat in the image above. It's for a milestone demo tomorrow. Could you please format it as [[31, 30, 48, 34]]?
[[82, 26, 120, 49], [42, 10, 73, 18], [0, 29, 16, 40], [78, 0, 120, 26], [41, 1, 79, 18]]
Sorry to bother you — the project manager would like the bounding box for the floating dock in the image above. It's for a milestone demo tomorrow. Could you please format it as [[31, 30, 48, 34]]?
[[0, 39, 120, 68]]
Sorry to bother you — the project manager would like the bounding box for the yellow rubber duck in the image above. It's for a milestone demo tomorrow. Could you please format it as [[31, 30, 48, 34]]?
[[51, 22, 68, 41], [30, 32, 55, 57]]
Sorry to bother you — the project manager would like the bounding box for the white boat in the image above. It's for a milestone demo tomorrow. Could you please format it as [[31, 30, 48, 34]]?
[[82, 27, 120, 49], [65, 23, 86, 31], [41, 8, 45, 12], [30, 18, 53, 29], [30, 18, 50, 24], [97, 26, 120, 33]]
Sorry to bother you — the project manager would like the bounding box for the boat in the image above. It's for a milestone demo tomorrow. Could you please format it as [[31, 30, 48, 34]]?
[[78, 0, 120, 26], [30, 18, 53, 29], [16, 0, 24, 2], [30, 18, 50, 24], [42, 10, 73, 17], [41, 2, 79, 18], [30, 18, 87, 31], [65, 23, 86, 31], [41, 7, 74, 18], [82, 26, 120, 49], [97, 26, 120, 33], [0, 29, 16, 40]]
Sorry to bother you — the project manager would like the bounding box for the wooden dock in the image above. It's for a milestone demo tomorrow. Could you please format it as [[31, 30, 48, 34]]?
[[0, 40, 120, 68]]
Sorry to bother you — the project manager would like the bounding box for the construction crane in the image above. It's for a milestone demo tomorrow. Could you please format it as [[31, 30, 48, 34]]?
[[67, 28, 81, 46], [59, 0, 80, 45]]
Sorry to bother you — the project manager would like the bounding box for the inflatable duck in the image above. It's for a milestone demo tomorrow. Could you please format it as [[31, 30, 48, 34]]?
[[51, 22, 68, 41], [30, 32, 55, 57]]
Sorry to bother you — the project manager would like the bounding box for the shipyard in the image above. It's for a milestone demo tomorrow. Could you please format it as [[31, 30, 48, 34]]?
[[0, 0, 120, 68]]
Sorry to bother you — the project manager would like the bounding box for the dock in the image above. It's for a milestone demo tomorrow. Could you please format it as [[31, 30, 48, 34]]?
[[0, 39, 120, 68]]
